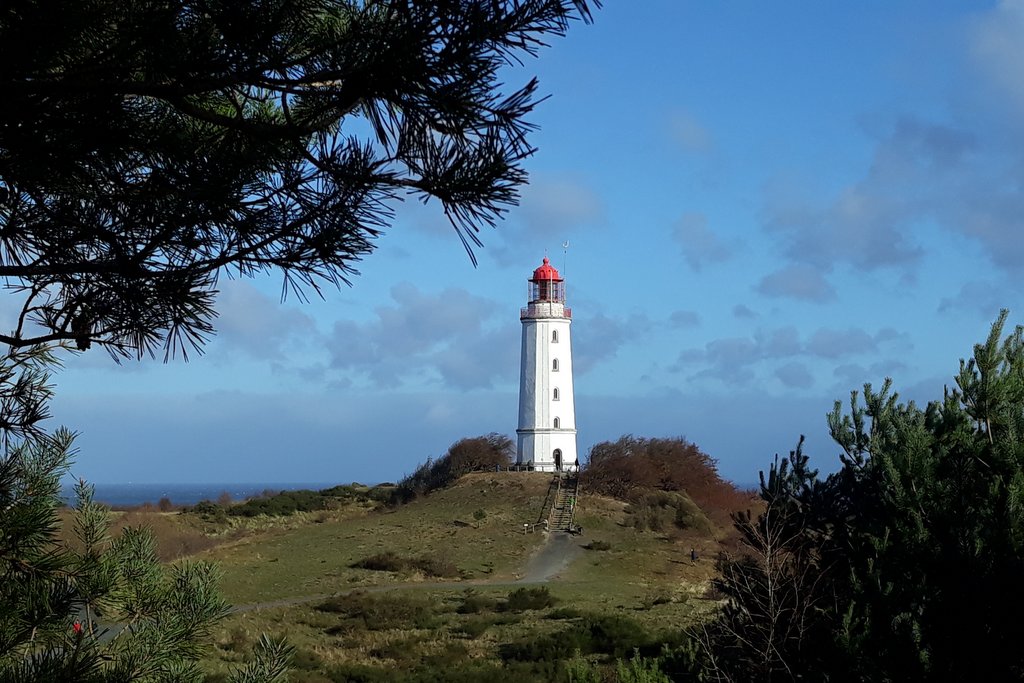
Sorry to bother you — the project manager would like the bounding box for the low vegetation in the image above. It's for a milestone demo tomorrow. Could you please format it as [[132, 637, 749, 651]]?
[[581, 435, 754, 528], [185, 482, 392, 519], [391, 433, 515, 504], [351, 551, 460, 578], [688, 312, 1024, 681]]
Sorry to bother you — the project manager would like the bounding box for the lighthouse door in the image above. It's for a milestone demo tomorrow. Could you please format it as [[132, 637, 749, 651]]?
[[553, 449, 563, 471]]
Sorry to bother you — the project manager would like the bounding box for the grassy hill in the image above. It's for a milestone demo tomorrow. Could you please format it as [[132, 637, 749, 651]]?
[[157, 471, 740, 682]]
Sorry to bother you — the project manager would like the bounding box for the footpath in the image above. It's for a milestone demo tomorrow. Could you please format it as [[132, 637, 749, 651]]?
[[233, 526, 585, 614]]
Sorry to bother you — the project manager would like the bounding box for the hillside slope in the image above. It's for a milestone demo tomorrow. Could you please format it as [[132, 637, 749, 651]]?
[[204, 472, 730, 611]]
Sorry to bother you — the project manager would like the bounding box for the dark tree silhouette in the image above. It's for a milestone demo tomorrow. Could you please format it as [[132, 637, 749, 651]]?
[[0, 3, 600, 678], [701, 312, 1024, 682], [0, 0, 598, 359]]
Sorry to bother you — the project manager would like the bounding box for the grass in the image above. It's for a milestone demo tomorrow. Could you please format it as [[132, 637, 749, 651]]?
[[202, 473, 555, 604], [66, 471, 735, 681]]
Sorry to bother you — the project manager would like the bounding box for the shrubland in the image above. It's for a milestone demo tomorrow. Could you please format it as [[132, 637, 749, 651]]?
[[582, 435, 754, 530], [695, 311, 1024, 681], [391, 433, 515, 504]]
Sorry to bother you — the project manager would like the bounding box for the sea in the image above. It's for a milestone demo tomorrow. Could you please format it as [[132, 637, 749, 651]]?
[[58, 482, 336, 507]]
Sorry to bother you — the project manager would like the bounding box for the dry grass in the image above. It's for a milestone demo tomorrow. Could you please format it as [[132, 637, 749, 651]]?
[[189, 471, 740, 681], [202, 472, 554, 604], [56, 508, 232, 562]]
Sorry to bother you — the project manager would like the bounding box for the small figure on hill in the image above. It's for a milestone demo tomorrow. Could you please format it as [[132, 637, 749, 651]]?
[[690, 548, 698, 564]]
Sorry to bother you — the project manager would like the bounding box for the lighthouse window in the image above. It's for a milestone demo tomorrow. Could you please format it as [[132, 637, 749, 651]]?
[[554, 417, 560, 428], [552, 330, 559, 343], [552, 358, 559, 372], [553, 387, 560, 401]]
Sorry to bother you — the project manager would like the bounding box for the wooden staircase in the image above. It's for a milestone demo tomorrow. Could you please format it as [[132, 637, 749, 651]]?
[[548, 474, 579, 532]]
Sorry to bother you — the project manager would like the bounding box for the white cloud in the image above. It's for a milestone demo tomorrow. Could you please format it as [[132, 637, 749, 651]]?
[[776, 362, 814, 389], [675, 324, 901, 387], [761, 117, 977, 275], [733, 304, 758, 319], [757, 264, 836, 303], [670, 309, 701, 328], [489, 173, 604, 266], [326, 283, 514, 390], [673, 212, 734, 271], [214, 280, 319, 360], [668, 110, 713, 153], [519, 174, 604, 239], [573, 312, 652, 374], [970, 0, 1024, 115]]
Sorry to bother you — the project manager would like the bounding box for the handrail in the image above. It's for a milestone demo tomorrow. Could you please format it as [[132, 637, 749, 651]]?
[[546, 474, 562, 530], [567, 474, 581, 532]]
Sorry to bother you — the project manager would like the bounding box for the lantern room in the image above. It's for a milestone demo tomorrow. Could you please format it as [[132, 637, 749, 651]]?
[[529, 257, 565, 303]]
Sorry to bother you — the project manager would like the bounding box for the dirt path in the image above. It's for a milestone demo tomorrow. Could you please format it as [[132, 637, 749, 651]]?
[[232, 530, 584, 613], [516, 531, 585, 584]]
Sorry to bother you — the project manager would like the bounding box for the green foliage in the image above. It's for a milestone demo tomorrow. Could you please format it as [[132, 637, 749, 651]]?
[[501, 613, 655, 662], [228, 489, 329, 518], [350, 552, 459, 578], [324, 660, 562, 683], [703, 310, 1024, 681], [189, 500, 229, 523], [0, 0, 599, 358], [623, 491, 711, 535], [392, 433, 515, 503], [457, 589, 499, 614], [227, 635, 294, 683], [314, 591, 439, 631], [564, 652, 603, 683], [615, 652, 673, 683], [187, 483, 387, 519], [0, 427, 290, 681], [582, 436, 748, 515], [505, 586, 558, 612]]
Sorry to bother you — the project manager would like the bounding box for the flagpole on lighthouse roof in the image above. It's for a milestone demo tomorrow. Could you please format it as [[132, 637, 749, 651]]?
[[562, 241, 569, 299]]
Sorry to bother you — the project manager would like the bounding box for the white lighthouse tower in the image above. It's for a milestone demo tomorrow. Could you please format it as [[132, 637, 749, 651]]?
[[516, 257, 578, 472]]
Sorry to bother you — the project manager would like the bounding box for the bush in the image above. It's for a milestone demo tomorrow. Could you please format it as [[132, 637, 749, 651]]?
[[505, 586, 557, 612], [500, 614, 655, 662], [314, 592, 438, 631], [457, 589, 499, 614], [186, 499, 228, 523], [217, 483, 388, 518], [229, 488, 328, 517], [623, 491, 712, 535], [351, 552, 459, 578], [454, 618, 491, 639], [581, 436, 752, 519], [391, 433, 514, 504]]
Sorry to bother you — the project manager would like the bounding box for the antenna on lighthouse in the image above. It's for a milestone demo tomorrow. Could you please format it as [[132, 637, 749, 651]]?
[[562, 241, 569, 297]]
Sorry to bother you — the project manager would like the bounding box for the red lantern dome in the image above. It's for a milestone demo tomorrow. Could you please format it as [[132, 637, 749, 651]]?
[[532, 257, 562, 282], [527, 257, 565, 305]]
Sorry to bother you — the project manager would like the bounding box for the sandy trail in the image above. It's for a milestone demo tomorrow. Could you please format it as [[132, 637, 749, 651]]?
[[232, 530, 584, 613], [516, 531, 584, 584]]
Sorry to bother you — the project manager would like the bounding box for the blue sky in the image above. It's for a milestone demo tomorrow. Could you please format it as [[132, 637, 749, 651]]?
[[39, 1, 1024, 485]]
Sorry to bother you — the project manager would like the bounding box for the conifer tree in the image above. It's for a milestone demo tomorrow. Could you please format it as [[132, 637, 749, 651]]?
[[0, 3, 599, 678], [0, 0, 598, 359], [702, 311, 1024, 681], [0, 350, 294, 682]]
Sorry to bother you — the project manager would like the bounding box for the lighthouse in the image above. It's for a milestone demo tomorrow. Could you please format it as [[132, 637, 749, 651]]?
[[516, 257, 578, 472]]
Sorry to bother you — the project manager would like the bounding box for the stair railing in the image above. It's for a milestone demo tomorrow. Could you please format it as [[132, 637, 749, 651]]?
[[545, 474, 562, 531]]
